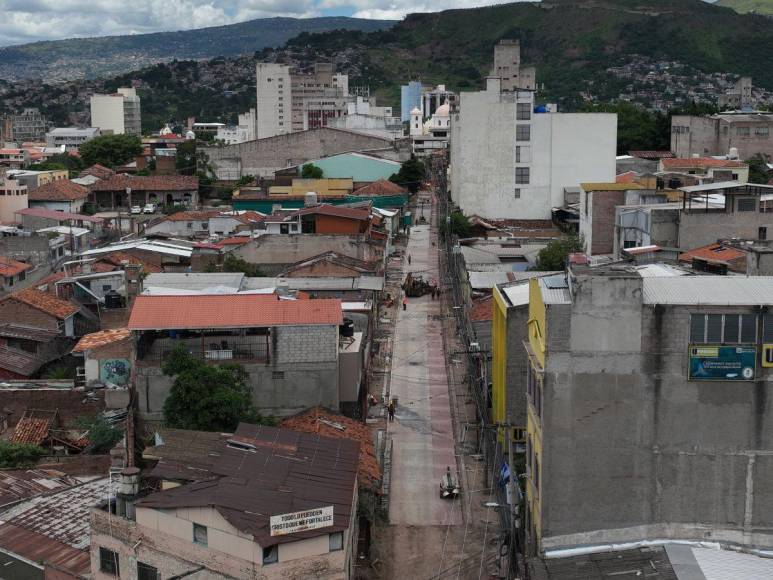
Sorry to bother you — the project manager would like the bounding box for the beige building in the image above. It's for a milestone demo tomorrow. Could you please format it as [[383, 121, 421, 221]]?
[[90, 88, 142, 136], [91, 424, 360, 580], [671, 112, 773, 160], [0, 169, 28, 223]]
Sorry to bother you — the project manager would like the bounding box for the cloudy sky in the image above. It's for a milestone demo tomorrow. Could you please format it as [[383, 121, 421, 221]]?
[[0, 0, 521, 47]]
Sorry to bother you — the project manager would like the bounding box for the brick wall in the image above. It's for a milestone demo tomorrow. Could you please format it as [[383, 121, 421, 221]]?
[[591, 190, 624, 255], [275, 325, 338, 365]]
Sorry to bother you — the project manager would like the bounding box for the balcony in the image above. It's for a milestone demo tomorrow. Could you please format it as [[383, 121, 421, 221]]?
[[136, 330, 270, 365]]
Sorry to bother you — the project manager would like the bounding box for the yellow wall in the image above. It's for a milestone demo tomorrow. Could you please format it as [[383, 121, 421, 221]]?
[[492, 287, 508, 425], [290, 178, 353, 196], [35, 169, 69, 186], [527, 279, 546, 370], [526, 374, 543, 547]]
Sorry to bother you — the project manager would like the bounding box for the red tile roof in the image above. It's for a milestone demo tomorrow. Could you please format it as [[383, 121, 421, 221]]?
[[164, 210, 220, 221], [90, 175, 198, 192], [661, 158, 747, 170], [616, 171, 640, 184], [629, 151, 675, 160], [11, 417, 51, 445], [678, 243, 747, 266], [10, 288, 79, 320], [469, 295, 493, 322], [98, 252, 163, 273], [72, 328, 131, 352], [0, 257, 31, 278], [128, 295, 343, 330], [351, 179, 408, 197], [79, 164, 115, 180], [217, 237, 251, 246], [28, 180, 88, 202]]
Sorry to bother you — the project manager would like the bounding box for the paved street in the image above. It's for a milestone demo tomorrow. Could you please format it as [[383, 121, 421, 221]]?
[[388, 207, 462, 528]]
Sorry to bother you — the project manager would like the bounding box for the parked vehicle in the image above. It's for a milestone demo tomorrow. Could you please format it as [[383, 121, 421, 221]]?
[[143, 203, 157, 214], [130, 206, 142, 215]]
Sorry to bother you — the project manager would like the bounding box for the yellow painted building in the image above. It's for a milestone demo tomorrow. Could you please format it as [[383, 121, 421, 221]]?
[[492, 287, 508, 427], [268, 178, 354, 197], [525, 277, 547, 553]]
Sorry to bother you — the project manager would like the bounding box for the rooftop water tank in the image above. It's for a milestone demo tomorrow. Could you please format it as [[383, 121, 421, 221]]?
[[305, 191, 318, 207]]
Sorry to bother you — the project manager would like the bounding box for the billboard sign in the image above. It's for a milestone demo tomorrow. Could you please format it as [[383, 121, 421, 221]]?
[[762, 344, 773, 368], [269, 506, 334, 536], [688, 345, 756, 381]]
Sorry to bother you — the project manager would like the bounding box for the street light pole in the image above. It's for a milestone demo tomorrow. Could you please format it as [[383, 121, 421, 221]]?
[[125, 186, 131, 236]]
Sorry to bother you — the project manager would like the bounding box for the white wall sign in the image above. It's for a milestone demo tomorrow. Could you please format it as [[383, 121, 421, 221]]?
[[269, 506, 334, 536]]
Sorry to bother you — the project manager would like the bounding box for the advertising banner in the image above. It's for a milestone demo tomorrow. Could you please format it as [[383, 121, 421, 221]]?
[[688, 345, 756, 381], [269, 506, 334, 536]]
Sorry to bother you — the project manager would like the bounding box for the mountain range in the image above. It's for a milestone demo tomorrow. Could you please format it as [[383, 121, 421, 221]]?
[[0, 17, 395, 81], [716, 0, 773, 15]]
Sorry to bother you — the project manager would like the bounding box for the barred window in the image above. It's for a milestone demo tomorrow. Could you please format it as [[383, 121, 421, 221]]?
[[690, 313, 757, 344], [516, 125, 530, 141]]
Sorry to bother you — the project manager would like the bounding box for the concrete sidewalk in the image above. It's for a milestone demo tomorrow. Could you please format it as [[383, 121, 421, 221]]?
[[388, 214, 461, 527]]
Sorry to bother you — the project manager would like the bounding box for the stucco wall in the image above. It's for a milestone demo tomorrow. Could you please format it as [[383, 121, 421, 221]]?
[[679, 210, 773, 250], [538, 272, 773, 553]]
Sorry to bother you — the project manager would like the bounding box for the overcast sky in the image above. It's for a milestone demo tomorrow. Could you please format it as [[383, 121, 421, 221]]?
[[0, 0, 524, 47]]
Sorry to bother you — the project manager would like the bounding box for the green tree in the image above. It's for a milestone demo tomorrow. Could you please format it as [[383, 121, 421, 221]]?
[[534, 234, 584, 271], [79, 134, 143, 168], [746, 153, 771, 184], [389, 157, 425, 193], [176, 140, 197, 175], [0, 441, 45, 468], [439, 211, 471, 237], [301, 164, 324, 179], [161, 344, 272, 431], [76, 416, 123, 454], [222, 253, 265, 276]]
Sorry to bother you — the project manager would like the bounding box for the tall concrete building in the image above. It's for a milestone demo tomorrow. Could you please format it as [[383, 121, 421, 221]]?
[[256, 63, 292, 140], [671, 112, 773, 160], [523, 264, 773, 557], [400, 81, 422, 122], [450, 74, 616, 220], [719, 76, 754, 111], [90, 88, 141, 136], [491, 39, 536, 92], [12, 108, 47, 142]]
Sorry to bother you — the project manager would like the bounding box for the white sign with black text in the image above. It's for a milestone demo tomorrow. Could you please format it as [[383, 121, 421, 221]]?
[[269, 506, 334, 536]]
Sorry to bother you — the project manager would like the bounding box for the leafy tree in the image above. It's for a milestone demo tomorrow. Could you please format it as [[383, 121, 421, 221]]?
[[32, 153, 84, 178], [534, 234, 584, 271], [76, 416, 123, 454], [301, 164, 324, 179], [162, 344, 272, 431], [0, 441, 45, 468], [223, 253, 265, 277], [389, 157, 425, 193], [176, 140, 197, 175], [746, 153, 771, 184], [79, 134, 143, 168], [439, 211, 471, 238]]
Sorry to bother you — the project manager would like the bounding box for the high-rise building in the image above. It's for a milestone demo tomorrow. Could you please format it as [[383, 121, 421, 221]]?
[[491, 39, 536, 92], [450, 45, 616, 220], [12, 108, 47, 142], [256, 63, 292, 140], [90, 88, 142, 135], [400, 81, 422, 122]]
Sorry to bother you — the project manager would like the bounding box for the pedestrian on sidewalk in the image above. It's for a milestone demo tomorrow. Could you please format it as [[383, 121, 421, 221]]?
[[402, 296, 408, 311], [407, 253, 412, 265], [388, 400, 395, 421]]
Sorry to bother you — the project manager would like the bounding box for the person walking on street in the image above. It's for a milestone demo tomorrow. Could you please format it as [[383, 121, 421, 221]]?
[[408, 253, 412, 265], [388, 400, 395, 421], [402, 296, 408, 311]]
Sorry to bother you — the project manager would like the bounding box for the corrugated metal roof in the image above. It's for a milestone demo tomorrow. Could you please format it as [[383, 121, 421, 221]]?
[[469, 271, 512, 290], [128, 294, 343, 329], [643, 277, 773, 305], [501, 283, 530, 307], [689, 546, 773, 579], [244, 276, 383, 291], [144, 272, 245, 291], [538, 276, 571, 304]]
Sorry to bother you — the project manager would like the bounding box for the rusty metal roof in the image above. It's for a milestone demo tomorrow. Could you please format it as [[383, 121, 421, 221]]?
[[0, 469, 83, 509], [138, 423, 359, 547]]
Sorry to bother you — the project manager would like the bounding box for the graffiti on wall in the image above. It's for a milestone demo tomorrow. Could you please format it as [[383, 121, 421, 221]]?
[[100, 358, 130, 385]]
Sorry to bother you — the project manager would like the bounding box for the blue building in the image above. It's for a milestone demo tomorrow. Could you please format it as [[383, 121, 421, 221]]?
[[400, 81, 422, 122]]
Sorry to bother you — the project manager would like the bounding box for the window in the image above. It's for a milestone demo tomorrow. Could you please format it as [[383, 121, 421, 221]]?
[[280, 223, 289, 234], [186, 222, 193, 229], [760, 227, 767, 241], [263, 545, 279, 565], [99, 547, 119, 576], [516, 145, 531, 163], [138, 562, 159, 580], [738, 197, 756, 212], [272, 371, 285, 380], [515, 167, 530, 185], [329, 531, 344, 551], [737, 127, 750, 136], [514, 189, 521, 199], [623, 240, 638, 249], [516, 125, 530, 141], [102, 284, 111, 292], [516, 103, 531, 121], [690, 313, 757, 344], [193, 523, 208, 546], [755, 127, 769, 136]]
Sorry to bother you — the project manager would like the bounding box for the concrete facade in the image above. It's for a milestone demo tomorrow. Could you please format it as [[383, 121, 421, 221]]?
[[451, 81, 617, 220], [256, 63, 292, 140], [0, 174, 27, 223], [90, 88, 141, 136], [671, 113, 773, 160], [45, 127, 100, 151], [203, 127, 402, 180], [525, 269, 773, 557]]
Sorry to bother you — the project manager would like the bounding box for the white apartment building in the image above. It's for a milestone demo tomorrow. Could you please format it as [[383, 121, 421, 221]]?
[[256, 63, 292, 140], [45, 127, 100, 151], [450, 46, 617, 220], [90, 88, 142, 136]]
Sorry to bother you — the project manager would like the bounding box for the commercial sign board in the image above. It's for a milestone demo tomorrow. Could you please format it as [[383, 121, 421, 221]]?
[[269, 506, 334, 537], [688, 345, 756, 381]]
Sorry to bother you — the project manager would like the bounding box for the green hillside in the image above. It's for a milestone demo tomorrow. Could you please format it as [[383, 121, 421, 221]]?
[[286, 0, 773, 107], [716, 0, 773, 15]]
